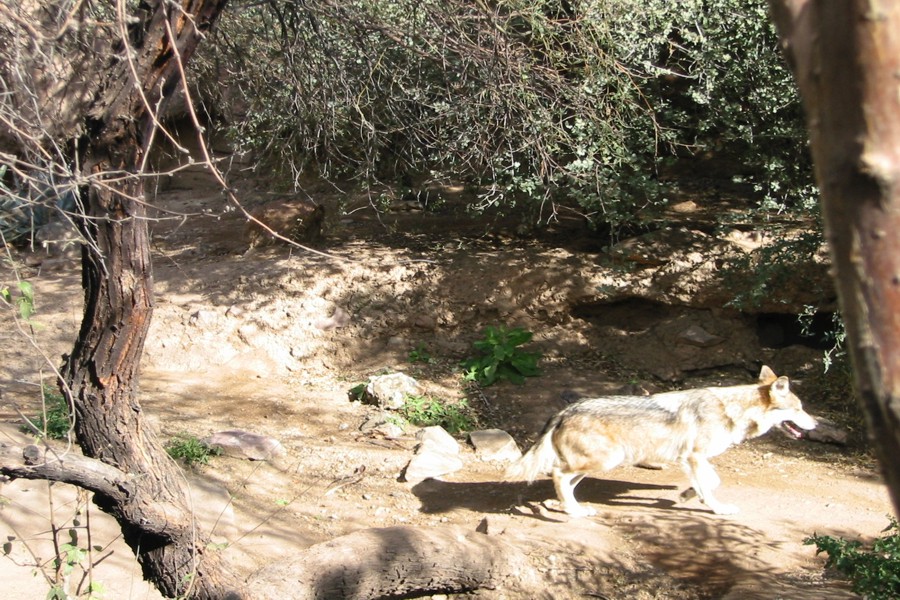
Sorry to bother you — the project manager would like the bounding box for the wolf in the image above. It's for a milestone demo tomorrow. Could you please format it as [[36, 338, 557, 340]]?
[[505, 366, 816, 517]]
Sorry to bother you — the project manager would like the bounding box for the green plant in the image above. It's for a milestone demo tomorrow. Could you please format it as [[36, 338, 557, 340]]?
[[400, 394, 474, 433], [48, 539, 106, 600], [5, 494, 106, 599], [462, 325, 541, 386], [384, 413, 408, 429], [23, 386, 72, 440], [348, 382, 367, 402], [408, 344, 432, 364], [798, 305, 847, 373], [805, 518, 900, 600], [202, 0, 814, 238], [165, 434, 221, 467], [1, 280, 35, 320]]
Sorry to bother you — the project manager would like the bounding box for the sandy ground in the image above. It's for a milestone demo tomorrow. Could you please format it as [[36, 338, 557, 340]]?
[[0, 167, 894, 599]]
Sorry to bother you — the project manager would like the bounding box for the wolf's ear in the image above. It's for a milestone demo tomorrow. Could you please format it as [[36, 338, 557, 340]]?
[[769, 376, 791, 400], [758, 365, 777, 384]]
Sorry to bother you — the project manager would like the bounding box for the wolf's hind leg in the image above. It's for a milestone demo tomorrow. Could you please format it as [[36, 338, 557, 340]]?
[[552, 467, 596, 517], [683, 455, 738, 515]]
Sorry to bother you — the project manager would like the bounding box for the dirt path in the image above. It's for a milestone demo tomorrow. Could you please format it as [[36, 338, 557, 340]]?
[[1, 171, 894, 598]]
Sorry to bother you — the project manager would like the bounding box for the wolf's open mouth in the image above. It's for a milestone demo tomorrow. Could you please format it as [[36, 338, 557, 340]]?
[[780, 421, 805, 439]]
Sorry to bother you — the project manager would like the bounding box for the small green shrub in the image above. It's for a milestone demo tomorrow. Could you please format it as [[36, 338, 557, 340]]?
[[400, 394, 474, 434], [23, 386, 72, 440], [805, 518, 900, 600], [348, 382, 367, 402], [462, 325, 541, 386], [165, 434, 221, 467], [383, 413, 409, 429], [408, 344, 432, 364], [1, 280, 35, 320]]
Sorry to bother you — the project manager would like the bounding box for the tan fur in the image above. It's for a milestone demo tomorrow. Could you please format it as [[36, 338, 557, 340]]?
[[505, 366, 816, 517]]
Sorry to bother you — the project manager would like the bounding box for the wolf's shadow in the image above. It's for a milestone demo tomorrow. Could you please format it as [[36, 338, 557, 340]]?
[[411, 477, 687, 516]]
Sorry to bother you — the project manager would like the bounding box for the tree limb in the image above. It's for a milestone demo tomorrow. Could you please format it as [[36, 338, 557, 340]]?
[[0, 442, 188, 540], [257, 525, 538, 600], [1, 441, 132, 497]]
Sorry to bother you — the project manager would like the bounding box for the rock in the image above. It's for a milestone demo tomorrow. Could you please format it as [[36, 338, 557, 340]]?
[[245, 197, 325, 248], [416, 426, 460, 455], [376, 422, 406, 438], [402, 448, 464, 483], [468, 429, 522, 462], [617, 383, 652, 396], [359, 413, 405, 438], [560, 390, 583, 404], [669, 200, 698, 214], [385, 336, 408, 349], [225, 305, 244, 318], [189, 309, 218, 327], [636, 462, 667, 470], [677, 324, 724, 348], [314, 306, 351, 330], [400, 426, 464, 483], [203, 430, 285, 461], [22, 444, 43, 465], [411, 314, 437, 330], [359, 413, 389, 432], [365, 373, 422, 410]]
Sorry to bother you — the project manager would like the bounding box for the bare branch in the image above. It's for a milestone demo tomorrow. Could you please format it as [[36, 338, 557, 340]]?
[[1, 441, 131, 500]]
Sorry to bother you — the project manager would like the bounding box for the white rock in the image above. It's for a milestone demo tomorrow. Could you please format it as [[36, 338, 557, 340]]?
[[468, 429, 522, 462]]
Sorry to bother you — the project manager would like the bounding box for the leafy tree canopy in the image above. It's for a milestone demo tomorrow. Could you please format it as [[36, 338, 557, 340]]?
[[195, 0, 813, 233]]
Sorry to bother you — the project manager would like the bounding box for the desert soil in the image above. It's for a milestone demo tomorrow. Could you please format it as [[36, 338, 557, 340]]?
[[0, 162, 894, 599]]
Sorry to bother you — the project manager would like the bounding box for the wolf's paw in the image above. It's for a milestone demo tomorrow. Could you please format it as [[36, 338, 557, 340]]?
[[563, 504, 597, 518], [711, 503, 739, 516]]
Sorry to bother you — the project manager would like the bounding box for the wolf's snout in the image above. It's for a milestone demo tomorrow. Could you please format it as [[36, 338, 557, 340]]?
[[794, 410, 817, 431], [780, 410, 816, 439]]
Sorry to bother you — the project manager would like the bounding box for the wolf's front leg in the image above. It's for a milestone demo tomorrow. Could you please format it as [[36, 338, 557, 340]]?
[[683, 455, 738, 515]]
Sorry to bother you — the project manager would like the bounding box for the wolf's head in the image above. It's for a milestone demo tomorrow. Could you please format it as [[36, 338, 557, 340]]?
[[758, 365, 817, 437]]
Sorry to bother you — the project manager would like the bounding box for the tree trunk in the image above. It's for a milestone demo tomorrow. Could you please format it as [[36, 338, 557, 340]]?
[[768, 1, 900, 513], [59, 0, 246, 597]]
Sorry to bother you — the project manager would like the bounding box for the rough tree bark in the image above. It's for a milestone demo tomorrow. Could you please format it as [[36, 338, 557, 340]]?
[[258, 525, 536, 599], [57, 0, 245, 598], [768, 1, 900, 514]]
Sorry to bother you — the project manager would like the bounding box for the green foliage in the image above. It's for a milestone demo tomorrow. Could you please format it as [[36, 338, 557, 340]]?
[[383, 413, 409, 430], [23, 386, 72, 440], [799, 305, 847, 372], [400, 394, 474, 433], [347, 382, 367, 403], [200, 0, 813, 235], [1, 280, 35, 321], [165, 434, 221, 467], [44, 514, 106, 599], [47, 539, 106, 599], [462, 325, 541, 386], [805, 519, 900, 600], [408, 344, 432, 364], [723, 227, 827, 311]]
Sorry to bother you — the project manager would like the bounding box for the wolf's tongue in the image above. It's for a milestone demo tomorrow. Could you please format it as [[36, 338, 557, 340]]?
[[783, 421, 803, 438]]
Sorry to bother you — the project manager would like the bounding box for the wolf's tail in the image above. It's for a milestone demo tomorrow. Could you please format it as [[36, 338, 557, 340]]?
[[504, 419, 560, 483]]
